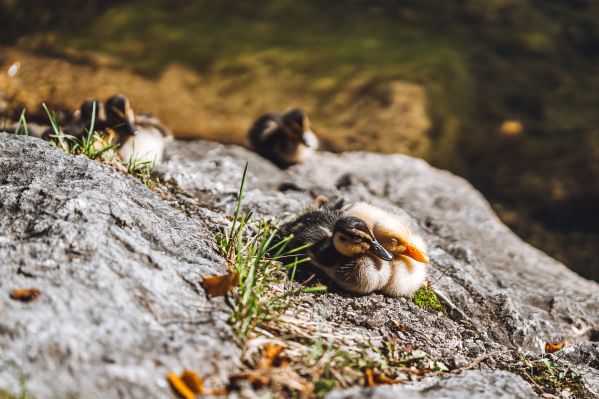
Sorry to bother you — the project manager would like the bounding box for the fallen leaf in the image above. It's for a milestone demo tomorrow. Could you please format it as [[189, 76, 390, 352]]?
[[202, 271, 239, 297], [545, 341, 567, 353], [206, 387, 228, 396], [181, 369, 204, 394], [10, 288, 41, 302], [167, 372, 195, 399], [262, 343, 285, 368], [364, 368, 402, 387]]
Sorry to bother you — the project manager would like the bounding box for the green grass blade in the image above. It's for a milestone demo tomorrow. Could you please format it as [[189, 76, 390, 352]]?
[[227, 162, 248, 254], [15, 109, 28, 136]]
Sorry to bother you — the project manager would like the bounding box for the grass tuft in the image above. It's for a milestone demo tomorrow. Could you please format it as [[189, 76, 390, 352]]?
[[506, 355, 587, 398], [42, 102, 72, 152], [125, 148, 156, 186], [37, 103, 157, 185], [216, 162, 314, 339]]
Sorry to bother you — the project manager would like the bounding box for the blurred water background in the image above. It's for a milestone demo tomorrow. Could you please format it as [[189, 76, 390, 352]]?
[[1, 0, 598, 280]]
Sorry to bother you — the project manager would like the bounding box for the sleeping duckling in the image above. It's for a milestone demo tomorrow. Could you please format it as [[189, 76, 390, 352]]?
[[279, 208, 393, 295], [344, 202, 429, 296], [248, 108, 319, 168], [105, 94, 169, 166]]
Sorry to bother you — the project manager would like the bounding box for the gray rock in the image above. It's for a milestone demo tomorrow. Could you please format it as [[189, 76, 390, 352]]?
[[560, 341, 599, 369], [1, 134, 599, 398], [158, 140, 599, 397], [0, 134, 239, 398], [325, 370, 538, 399]]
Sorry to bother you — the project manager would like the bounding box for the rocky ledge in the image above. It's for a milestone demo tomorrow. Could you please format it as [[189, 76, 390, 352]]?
[[1, 133, 598, 398]]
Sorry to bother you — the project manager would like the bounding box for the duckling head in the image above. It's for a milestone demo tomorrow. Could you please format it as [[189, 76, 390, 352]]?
[[282, 108, 318, 148], [105, 94, 137, 136], [333, 216, 393, 261], [373, 219, 429, 263], [79, 99, 106, 124]]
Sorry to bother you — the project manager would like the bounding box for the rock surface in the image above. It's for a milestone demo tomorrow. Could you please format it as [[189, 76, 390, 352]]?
[[326, 370, 538, 399], [1, 133, 598, 398], [0, 134, 238, 398]]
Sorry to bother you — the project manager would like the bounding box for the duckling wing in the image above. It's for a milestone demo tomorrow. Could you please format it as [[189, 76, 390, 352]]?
[[278, 208, 338, 252]]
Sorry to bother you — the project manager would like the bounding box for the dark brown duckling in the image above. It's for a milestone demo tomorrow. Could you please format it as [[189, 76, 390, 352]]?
[[248, 108, 319, 168]]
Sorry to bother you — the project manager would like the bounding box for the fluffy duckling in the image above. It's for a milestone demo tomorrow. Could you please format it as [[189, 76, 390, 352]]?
[[279, 208, 393, 294], [71, 99, 119, 152], [248, 108, 319, 168], [73, 99, 107, 133], [105, 94, 170, 166], [344, 202, 429, 296]]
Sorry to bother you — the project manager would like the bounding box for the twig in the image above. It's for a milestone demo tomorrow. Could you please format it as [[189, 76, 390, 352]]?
[[452, 349, 510, 373]]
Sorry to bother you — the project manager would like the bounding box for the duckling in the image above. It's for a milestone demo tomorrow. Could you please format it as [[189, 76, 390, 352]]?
[[72, 99, 107, 134], [71, 99, 119, 151], [105, 94, 170, 166], [248, 108, 319, 168], [279, 208, 393, 294], [344, 202, 429, 296]]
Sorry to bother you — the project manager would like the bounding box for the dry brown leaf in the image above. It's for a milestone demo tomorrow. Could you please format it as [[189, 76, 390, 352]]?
[[167, 372, 195, 399], [10, 288, 41, 302], [365, 368, 376, 387], [181, 369, 204, 394], [262, 343, 285, 368], [364, 368, 403, 387], [206, 387, 228, 396], [202, 271, 239, 297], [545, 341, 567, 353]]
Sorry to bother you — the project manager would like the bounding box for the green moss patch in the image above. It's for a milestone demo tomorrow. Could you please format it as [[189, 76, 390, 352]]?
[[412, 285, 445, 313]]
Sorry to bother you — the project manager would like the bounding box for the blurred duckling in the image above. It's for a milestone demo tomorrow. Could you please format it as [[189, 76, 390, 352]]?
[[72, 99, 107, 135], [248, 108, 319, 168], [344, 202, 429, 296], [105, 94, 171, 166], [279, 208, 393, 294], [71, 99, 120, 154]]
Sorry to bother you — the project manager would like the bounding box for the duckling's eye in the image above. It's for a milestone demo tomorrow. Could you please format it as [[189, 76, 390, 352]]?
[[349, 236, 364, 244]]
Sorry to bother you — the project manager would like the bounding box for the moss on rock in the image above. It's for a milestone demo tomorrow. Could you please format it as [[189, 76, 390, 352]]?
[[412, 285, 445, 313]]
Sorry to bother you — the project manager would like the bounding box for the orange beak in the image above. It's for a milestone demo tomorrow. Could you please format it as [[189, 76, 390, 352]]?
[[404, 243, 429, 263]]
